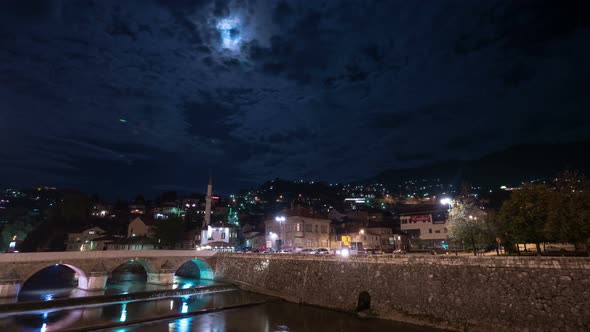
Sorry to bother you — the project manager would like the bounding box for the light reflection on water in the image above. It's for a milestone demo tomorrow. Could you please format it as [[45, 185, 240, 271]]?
[[0, 291, 445, 332], [0, 290, 268, 332]]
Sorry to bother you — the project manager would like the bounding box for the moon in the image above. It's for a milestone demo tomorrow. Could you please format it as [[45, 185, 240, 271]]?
[[216, 18, 241, 51]]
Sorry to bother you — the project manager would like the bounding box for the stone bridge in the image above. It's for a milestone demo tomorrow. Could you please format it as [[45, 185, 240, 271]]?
[[0, 250, 218, 297]]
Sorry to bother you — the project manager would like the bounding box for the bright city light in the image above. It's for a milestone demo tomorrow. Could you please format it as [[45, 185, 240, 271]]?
[[440, 198, 451, 205], [340, 248, 350, 258]]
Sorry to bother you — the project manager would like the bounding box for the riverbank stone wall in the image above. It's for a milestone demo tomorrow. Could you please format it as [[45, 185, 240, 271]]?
[[214, 254, 590, 332]]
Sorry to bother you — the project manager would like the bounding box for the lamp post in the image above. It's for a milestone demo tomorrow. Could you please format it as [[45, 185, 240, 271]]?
[[275, 216, 286, 251], [269, 232, 278, 251], [440, 198, 456, 255]]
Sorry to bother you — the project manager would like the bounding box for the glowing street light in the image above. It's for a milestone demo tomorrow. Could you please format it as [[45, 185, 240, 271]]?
[[440, 198, 451, 205]]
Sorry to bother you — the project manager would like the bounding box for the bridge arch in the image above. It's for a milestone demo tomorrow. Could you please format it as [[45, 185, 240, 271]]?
[[108, 259, 157, 275], [107, 259, 157, 287], [175, 259, 214, 280], [19, 263, 89, 298]]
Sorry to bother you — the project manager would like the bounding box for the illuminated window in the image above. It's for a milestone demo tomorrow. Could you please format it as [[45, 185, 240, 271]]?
[[296, 223, 302, 232]]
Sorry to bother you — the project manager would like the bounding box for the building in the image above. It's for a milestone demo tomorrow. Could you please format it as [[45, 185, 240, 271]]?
[[196, 176, 239, 251], [242, 231, 266, 251], [65, 226, 111, 251], [197, 221, 239, 251], [330, 223, 408, 251], [264, 207, 331, 251], [399, 204, 448, 249], [91, 203, 112, 218], [107, 236, 157, 251], [153, 204, 181, 219], [128, 216, 155, 238]]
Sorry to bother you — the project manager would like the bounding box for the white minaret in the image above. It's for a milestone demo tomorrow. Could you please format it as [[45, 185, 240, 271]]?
[[203, 175, 213, 228]]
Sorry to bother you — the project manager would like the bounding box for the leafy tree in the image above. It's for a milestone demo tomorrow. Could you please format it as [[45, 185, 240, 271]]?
[[447, 196, 489, 256], [134, 194, 146, 204], [22, 191, 92, 251], [152, 215, 185, 248], [0, 220, 34, 251], [545, 171, 590, 251], [157, 191, 177, 204], [498, 184, 552, 255]]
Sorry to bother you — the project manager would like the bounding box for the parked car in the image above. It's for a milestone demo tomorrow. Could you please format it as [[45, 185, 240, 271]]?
[[298, 248, 314, 254], [393, 248, 407, 254], [311, 248, 330, 255], [279, 249, 293, 253], [362, 249, 383, 255]]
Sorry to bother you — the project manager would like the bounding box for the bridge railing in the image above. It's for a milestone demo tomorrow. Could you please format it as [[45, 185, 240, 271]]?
[[0, 250, 218, 263]]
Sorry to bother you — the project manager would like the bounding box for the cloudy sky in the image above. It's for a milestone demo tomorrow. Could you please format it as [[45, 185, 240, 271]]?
[[1, 0, 589, 197]]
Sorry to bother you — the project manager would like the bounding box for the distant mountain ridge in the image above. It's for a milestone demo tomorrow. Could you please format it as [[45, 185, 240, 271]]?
[[371, 140, 590, 187]]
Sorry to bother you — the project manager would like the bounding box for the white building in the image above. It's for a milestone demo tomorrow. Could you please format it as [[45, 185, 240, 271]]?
[[400, 208, 448, 249], [197, 221, 239, 251]]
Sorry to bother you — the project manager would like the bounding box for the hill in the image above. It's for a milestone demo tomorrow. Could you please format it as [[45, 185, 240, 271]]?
[[371, 140, 590, 187]]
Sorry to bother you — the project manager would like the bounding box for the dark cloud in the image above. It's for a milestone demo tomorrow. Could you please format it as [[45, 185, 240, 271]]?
[[0, 0, 588, 196]]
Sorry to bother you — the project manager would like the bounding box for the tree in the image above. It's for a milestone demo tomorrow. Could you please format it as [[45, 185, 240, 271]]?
[[157, 191, 178, 204], [152, 215, 185, 249], [447, 196, 489, 256], [545, 171, 590, 251], [498, 184, 552, 255], [0, 219, 34, 251], [21, 191, 93, 252]]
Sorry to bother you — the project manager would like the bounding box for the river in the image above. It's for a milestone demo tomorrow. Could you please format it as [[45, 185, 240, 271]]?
[[0, 289, 445, 332], [0, 265, 446, 331]]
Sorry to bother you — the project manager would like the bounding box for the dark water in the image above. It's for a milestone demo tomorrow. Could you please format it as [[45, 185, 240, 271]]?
[[117, 302, 447, 332], [1, 265, 445, 331], [0, 290, 445, 332]]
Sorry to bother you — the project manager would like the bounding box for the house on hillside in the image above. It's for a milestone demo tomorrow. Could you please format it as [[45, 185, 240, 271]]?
[[65, 226, 118, 251], [127, 216, 155, 238]]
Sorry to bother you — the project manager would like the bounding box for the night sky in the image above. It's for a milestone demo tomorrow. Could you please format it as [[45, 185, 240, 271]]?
[[1, 0, 589, 197]]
